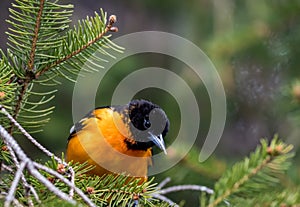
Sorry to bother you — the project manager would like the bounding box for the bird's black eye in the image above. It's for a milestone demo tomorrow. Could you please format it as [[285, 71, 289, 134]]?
[[143, 118, 151, 129]]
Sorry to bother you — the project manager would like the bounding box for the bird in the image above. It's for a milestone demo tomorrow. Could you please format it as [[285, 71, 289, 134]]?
[[66, 99, 169, 183]]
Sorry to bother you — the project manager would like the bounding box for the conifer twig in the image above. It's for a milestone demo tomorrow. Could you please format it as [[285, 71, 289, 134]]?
[[0, 124, 75, 207], [28, 0, 45, 71], [157, 177, 171, 189], [208, 156, 272, 207], [158, 184, 214, 195], [152, 194, 179, 207], [5, 161, 27, 205], [1, 105, 62, 163], [1, 193, 24, 207], [33, 162, 96, 207], [8, 6, 119, 135], [1, 131, 39, 205], [0, 105, 96, 206], [8, 0, 45, 129], [68, 166, 76, 198], [9, 82, 28, 134], [1, 105, 76, 197], [153, 177, 214, 206], [1, 163, 14, 173], [34, 14, 118, 79], [208, 138, 294, 207]]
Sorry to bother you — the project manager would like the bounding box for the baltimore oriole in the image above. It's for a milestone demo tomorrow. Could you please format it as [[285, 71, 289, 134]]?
[[66, 99, 169, 182]]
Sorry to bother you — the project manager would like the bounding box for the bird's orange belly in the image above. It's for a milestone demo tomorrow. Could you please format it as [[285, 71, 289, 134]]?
[[66, 130, 151, 183]]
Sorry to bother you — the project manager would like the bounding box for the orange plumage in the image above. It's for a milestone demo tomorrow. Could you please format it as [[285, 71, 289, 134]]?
[[66, 100, 169, 183]]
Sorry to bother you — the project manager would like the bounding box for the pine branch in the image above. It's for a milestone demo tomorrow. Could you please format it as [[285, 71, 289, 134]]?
[[208, 136, 294, 207], [1, 0, 123, 133], [4, 0, 73, 133], [0, 105, 170, 207], [0, 125, 73, 206], [151, 177, 214, 207], [209, 157, 272, 206], [34, 14, 118, 79], [9, 79, 29, 134], [0, 104, 78, 199], [0, 123, 99, 207], [0, 50, 17, 131], [28, 0, 45, 71], [228, 188, 300, 207]]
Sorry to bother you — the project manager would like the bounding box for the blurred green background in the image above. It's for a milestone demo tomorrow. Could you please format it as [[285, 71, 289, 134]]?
[[1, 0, 300, 205]]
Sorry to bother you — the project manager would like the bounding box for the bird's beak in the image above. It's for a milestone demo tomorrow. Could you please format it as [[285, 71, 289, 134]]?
[[148, 132, 167, 155]]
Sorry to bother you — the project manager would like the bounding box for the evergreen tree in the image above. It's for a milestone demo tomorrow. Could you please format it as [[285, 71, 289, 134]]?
[[0, 0, 299, 206]]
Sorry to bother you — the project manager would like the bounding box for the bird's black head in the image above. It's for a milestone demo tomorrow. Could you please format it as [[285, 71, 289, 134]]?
[[125, 99, 169, 153]]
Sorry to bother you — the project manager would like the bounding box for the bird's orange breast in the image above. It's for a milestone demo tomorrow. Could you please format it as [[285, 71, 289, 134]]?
[[66, 108, 152, 182]]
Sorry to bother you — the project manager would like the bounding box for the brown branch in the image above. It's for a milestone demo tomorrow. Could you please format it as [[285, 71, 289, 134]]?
[[28, 0, 45, 71], [9, 81, 29, 134], [35, 15, 117, 79], [9, 0, 45, 133]]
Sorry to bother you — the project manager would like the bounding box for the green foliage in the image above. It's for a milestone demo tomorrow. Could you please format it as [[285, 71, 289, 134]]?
[[0, 0, 122, 133], [1, 1, 300, 206], [1, 124, 299, 206], [6, 0, 73, 73], [58, 10, 122, 78], [0, 140, 12, 164], [206, 137, 296, 207], [0, 157, 168, 207], [0, 50, 17, 131]]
